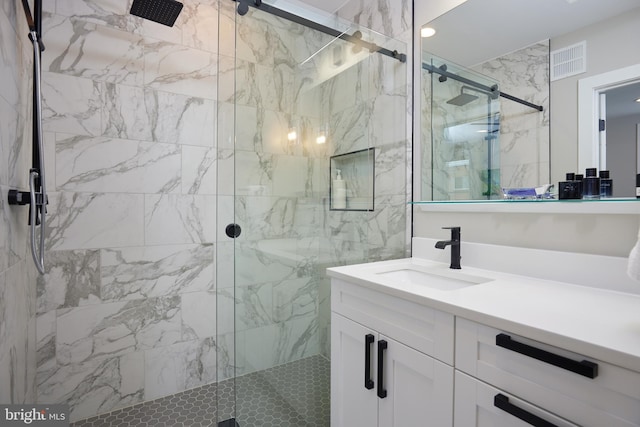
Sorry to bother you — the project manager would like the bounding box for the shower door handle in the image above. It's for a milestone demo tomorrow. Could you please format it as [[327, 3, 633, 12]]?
[[225, 223, 242, 239]]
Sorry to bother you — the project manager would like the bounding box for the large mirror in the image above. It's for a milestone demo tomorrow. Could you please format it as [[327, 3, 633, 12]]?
[[420, 0, 640, 201]]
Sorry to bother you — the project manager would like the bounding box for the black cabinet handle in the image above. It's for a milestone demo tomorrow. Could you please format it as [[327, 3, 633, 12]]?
[[364, 334, 374, 390], [494, 394, 558, 427], [377, 340, 388, 398], [496, 333, 598, 379]]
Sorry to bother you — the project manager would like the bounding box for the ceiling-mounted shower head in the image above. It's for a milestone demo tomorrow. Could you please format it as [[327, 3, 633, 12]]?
[[130, 0, 183, 27], [447, 92, 478, 106]]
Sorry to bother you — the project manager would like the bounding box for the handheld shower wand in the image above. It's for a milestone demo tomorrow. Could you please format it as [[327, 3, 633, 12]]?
[[9, 0, 47, 275]]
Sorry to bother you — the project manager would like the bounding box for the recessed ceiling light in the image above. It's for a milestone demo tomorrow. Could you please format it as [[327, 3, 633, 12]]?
[[421, 27, 436, 38], [635, 98, 640, 103]]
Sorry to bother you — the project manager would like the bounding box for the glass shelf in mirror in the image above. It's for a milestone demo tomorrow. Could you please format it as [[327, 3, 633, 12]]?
[[412, 198, 640, 215]]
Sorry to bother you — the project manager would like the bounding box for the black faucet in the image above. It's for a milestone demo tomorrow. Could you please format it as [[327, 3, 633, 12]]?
[[435, 226, 461, 269]]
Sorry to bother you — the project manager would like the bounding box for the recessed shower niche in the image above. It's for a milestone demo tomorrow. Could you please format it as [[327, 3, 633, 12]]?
[[330, 148, 375, 211]]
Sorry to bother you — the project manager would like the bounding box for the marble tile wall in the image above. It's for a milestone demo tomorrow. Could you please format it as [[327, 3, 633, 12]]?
[[473, 41, 550, 189], [0, 0, 38, 406], [31, 0, 411, 421], [37, 0, 217, 421]]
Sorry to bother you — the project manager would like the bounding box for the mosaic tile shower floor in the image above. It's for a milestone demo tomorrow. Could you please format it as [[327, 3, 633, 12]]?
[[71, 355, 330, 427]]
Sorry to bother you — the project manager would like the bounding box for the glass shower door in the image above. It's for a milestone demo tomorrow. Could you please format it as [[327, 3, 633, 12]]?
[[425, 55, 501, 200], [218, 2, 409, 425]]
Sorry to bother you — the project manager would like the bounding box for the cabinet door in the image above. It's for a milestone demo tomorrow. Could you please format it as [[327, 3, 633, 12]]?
[[454, 371, 579, 427], [378, 335, 454, 427], [331, 313, 378, 427]]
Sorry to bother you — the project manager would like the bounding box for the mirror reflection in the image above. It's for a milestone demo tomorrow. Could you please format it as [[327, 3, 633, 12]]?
[[420, 0, 640, 201]]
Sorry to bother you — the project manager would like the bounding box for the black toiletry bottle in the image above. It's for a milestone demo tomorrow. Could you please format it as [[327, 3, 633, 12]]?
[[583, 168, 600, 199], [575, 174, 584, 198], [636, 174, 640, 199], [599, 170, 612, 198], [559, 173, 580, 199]]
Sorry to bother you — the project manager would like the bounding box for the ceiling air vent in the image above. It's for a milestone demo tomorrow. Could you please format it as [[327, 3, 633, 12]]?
[[550, 41, 586, 81]]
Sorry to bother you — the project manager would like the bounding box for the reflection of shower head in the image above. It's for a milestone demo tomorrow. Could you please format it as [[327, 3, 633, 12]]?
[[447, 92, 478, 106], [130, 0, 183, 27]]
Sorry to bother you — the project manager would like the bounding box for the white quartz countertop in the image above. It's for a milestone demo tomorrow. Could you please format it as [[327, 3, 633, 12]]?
[[327, 257, 640, 373]]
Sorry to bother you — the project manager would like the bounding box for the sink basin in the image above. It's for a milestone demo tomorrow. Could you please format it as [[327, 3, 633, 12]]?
[[375, 266, 493, 290]]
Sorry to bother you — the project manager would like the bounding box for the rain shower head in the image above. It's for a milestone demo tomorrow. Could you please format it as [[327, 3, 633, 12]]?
[[130, 0, 183, 27], [447, 92, 478, 106]]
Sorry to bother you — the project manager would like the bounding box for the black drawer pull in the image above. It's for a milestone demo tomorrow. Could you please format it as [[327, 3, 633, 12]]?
[[377, 340, 388, 398], [496, 333, 598, 379], [364, 334, 374, 390], [494, 394, 558, 427]]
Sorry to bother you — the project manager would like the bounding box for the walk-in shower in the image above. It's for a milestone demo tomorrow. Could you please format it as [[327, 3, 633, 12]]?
[[26, 0, 409, 425]]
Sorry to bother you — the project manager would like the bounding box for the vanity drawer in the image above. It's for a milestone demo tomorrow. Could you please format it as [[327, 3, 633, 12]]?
[[456, 318, 640, 427], [454, 370, 579, 427], [331, 279, 454, 364]]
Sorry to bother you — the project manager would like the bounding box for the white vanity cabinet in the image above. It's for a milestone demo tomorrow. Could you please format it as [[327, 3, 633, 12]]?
[[456, 318, 640, 427], [331, 279, 455, 427]]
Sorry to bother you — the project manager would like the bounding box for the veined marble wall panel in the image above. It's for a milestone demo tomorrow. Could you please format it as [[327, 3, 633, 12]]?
[[337, 0, 411, 40], [144, 337, 216, 400], [473, 41, 550, 188], [100, 245, 214, 302], [37, 350, 145, 421], [143, 40, 217, 99], [375, 140, 408, 196], [55, 134, 181, 194], [236, 313, 318, 375], [0, 261, 37, 404], [0, 1, 37, 406], [218, 56, 295, 112], [182, 145, 217, 194], [102, 84, 216, 146], [41, 73, 103, 137], [46, 192, 144, 251], [43, 14, 144, 86], [144, 194, 216, 245], [36, 250, 100, 314]]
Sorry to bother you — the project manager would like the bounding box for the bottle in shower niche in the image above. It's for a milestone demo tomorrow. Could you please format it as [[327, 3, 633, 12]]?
[[599, 170, 613, 198], [332, 169, 347, 209], [582, 168, 600, 199]]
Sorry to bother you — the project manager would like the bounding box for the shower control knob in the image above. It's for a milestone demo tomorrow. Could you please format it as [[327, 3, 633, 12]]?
[[225, 223, 242, 239]]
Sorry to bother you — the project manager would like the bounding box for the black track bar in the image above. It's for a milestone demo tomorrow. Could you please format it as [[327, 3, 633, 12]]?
[[234, 0, 406, 63], [423, 62, 543, 111]]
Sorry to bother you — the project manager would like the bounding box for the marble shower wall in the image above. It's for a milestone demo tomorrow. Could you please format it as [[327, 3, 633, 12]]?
[[472, 41, 550, 189], [33, 0, 410, 420], [421, 41, 550, 200], [0, 0, 38, 406], [37, 0, 217, 421], [218, 0, 410, 373]]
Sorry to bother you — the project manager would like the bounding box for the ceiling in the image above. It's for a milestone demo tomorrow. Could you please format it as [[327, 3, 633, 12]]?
[[421, 0, 640, 67]]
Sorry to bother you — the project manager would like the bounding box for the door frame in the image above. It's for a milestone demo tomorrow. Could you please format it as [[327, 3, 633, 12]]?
[[578, 64, 640, 171]]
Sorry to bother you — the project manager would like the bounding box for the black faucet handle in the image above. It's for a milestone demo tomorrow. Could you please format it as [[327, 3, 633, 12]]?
[[441, 226, 461, 240]]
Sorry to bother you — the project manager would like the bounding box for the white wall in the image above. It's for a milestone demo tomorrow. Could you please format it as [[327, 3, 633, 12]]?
[[551, 8, 640, 183]]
